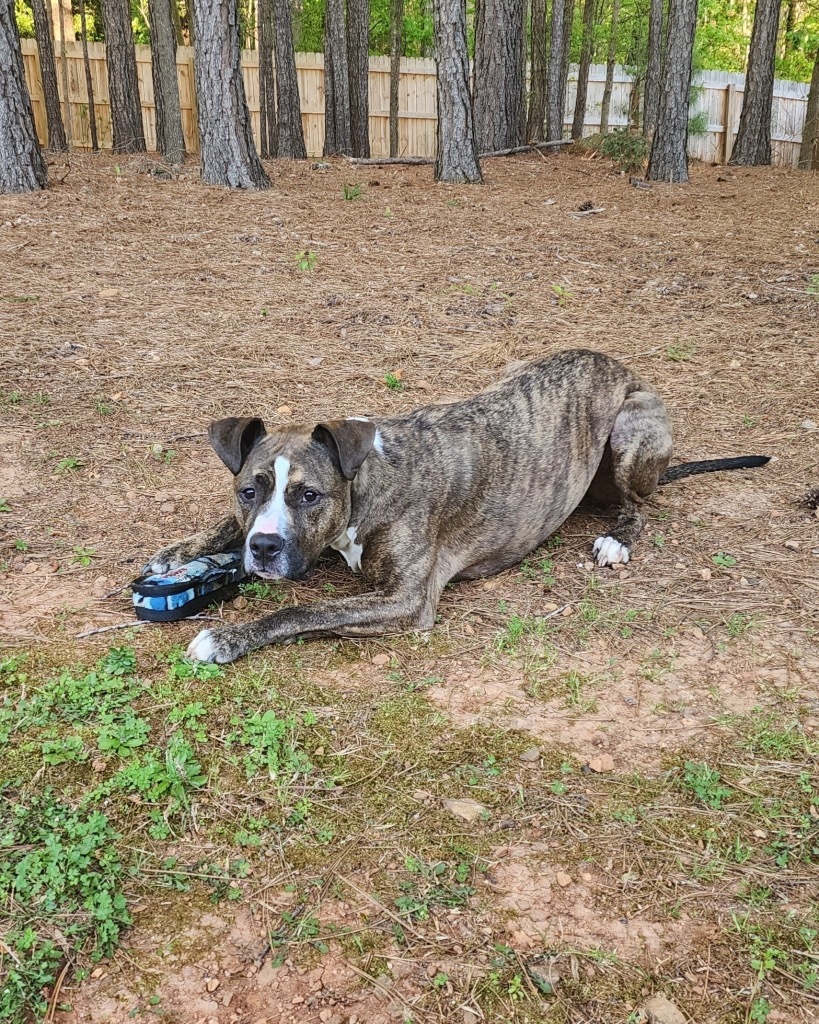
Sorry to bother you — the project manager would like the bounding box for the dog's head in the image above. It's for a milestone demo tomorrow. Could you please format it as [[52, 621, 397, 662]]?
[[208, 416, 376, 579]]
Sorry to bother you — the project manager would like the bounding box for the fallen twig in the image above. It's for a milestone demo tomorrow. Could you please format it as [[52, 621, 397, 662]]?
[[75, 620, 147, 638]]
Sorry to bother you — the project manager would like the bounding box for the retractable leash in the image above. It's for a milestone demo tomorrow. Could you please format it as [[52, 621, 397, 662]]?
[[131, 551, 247, 622]]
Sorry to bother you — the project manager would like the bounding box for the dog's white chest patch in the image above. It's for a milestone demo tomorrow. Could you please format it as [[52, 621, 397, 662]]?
[[330, 526, 364, 572]]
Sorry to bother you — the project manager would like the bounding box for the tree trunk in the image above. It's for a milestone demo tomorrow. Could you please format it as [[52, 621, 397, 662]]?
[[149, 0, 185, 163], [257, 0, 276, 158], [647, 0, 697, 183], [546, 0, 567, 141], [555, 0, 575, 137], [389, 0, 403, 156], [643, 0, 663, 140], [272, 0, 306, 158], [599, 0, 620, 134], [31, 0, 67, 150], [172, 0, 185, 45], [783, 0, 796, 58], [100, 0, 147, 152], [192, 0, 270, 187], [78, 0, 99, 150], [0, 0, 48, 192], [473, 0, 526, 151], [571, 0, 595, 140], [798, 49, 819, 170], [347, 0, 370, 156], [324, 0, 352, 155], [433, 0, 482, 182], [729, 0, 781, 166], [527, 0, 547, 142]]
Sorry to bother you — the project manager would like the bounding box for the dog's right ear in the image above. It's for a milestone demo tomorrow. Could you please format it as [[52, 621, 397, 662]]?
[[208, 417, 267, 475]]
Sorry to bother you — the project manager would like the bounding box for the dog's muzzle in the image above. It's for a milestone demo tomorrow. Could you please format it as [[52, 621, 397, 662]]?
[[245, 533, 312, 580]]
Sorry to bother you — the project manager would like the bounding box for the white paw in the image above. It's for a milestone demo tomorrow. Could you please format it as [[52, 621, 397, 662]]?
[[593, 536, 630, 567], [187, 629, 219, 663]]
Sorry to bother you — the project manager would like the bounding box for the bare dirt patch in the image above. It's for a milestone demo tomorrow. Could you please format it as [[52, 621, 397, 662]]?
[[1, 153, 818, 1024]]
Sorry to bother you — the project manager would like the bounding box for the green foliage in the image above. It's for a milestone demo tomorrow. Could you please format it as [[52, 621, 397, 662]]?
[[342, 182, 363, 200], [682, 761, 733, 809], [228, 708, 315, 780], [0, 791, 129, 1021], [584, 129, 648, 174], [394, 856, 476, 920]]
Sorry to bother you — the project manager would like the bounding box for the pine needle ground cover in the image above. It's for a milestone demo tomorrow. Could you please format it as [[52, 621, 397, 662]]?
[[1, 153, 817, 1023]]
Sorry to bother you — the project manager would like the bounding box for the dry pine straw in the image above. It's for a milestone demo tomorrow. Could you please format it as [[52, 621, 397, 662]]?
[[0, 152, 817, 1022]]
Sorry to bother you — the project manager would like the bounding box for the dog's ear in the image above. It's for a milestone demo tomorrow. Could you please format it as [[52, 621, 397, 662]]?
[[208, 417, 267, 475], [312, 419, 376, 481]]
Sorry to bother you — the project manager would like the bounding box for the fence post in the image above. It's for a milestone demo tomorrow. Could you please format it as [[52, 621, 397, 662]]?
[[723, 84, 737, 163]]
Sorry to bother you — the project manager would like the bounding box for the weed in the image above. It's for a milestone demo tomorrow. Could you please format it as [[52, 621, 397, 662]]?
[[295, 249, 318, 272], [712, 551, 737, 568], [1, 388, 23, 405], [240, 580, 286, 602], [562, 670, 598, 713], [14, 539, 29, 552], [666, 342, 696, 362], [342, 183, 362, 200], [0, 499, 10, 513], [725, 612, 757, 639], [149, 443, 176, 464], [681, 760, 733, 809], [73, 545, 97, 566], [518, 556, 556, 587], [94, 398, 113, 416], [583, 129, 648, 174], [0, 792, 129, 1021], [807, 273, 819, 296], [228, 708, 314, 781], [394, 856, 476, 920], [384, 371, 405, 391], [54, 456, 84, 474], [550, 283, 572, 306]]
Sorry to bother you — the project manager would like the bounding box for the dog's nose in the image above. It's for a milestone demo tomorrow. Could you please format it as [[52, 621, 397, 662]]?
[[249, 533, 285, 561]]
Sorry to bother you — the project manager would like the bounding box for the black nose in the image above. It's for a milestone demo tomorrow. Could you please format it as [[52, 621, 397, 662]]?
[[249, 533, 285, 561]]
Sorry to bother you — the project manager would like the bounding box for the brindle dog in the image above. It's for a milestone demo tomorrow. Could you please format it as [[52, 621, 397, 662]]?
[[144, 349, 768, 663]]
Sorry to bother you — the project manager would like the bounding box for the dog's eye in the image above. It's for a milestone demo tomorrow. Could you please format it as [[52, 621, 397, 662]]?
[[239, 487, 256, 501], [302, 489, 320, 505]]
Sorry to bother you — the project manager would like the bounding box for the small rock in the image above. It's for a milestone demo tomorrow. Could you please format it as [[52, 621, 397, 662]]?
[[588, 754, 615, 773], [443, 797, 488, 823], [276, 405, 293, 416], [528, 964, 560, 994], [691, 626, 705, 640], [308, 357, 324, 368], [555, 871, 572, 887], [698, 567, 711, 581], [519, 747, 541, 762], [753, 828, 767, 839], [98, 288, 120, 298], [801, 419, 816, 431], [22, 562, 39, 575], [644, 993, 686, 1024], [91, 575, 115, 597], [371, 653, 391, 667], [90, 967, 104, 979], [463, 1009, 480, 1024], [784, 540, 800, 551], [233, 596, 249, 610], [206, 978, 220, 993], [92, 757, 107, 773], [320, 1011, 333, 1023]]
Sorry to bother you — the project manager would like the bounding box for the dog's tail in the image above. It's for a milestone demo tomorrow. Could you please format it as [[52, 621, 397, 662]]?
[[659, 455, 770, 485]]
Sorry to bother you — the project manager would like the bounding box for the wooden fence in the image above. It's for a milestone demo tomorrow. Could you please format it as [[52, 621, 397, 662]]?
[[20, 40, 812, 168]]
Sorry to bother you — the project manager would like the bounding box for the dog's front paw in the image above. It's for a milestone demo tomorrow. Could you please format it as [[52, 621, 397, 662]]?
[[142, 541, 192, 576], [593, 535, 630, 568], [187, 627, 247, 664]]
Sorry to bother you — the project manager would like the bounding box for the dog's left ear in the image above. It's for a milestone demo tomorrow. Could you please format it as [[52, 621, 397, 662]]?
[[313, 419, 376, 481], [208, 416, 267, 475]]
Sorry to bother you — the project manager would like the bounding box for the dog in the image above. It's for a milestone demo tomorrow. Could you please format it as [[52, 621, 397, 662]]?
[[144, 349, 769, 663]]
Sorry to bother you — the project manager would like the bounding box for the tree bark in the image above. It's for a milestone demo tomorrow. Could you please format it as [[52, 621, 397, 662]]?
[[149, 0, 185, 163], [389, 0, 403, 156], [192, 0, 270, 187], [324, 0, 352, 155], [0, 0, 48, 192], [556, 0, 575, 135], [257, 0, 277, 158], [571, 0, 595, 140], [473, 0, 526, 151], [647, 0, 697, 183], [347, 0, 370, 156], [643, 0, 663, 140], [798, 49, 819, 170], [78, 0, 99, 151], [433, 0, 482, 182], [272, 0, 306, 158], [31, 0, 67, 151], [100, 0, 147, 152], [599, 0, 620, 133], [546, 0, 567, 141], [729, 0, 781, 166], [527, 0, 547, 141]]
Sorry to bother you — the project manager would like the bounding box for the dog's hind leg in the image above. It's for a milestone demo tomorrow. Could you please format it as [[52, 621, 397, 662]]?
[[591, 390, 673, 567]]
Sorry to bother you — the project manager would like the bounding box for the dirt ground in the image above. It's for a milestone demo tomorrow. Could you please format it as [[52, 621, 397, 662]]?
[[1, 152, 818, 1024]]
